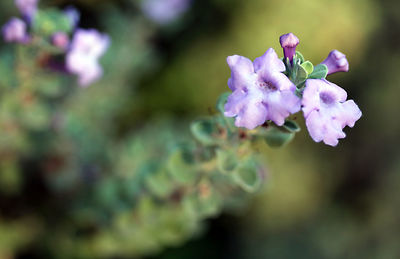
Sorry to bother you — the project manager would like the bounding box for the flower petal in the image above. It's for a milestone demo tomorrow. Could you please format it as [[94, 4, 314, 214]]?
[[226, 55, 255, 91], [254, 48, 285, 75]]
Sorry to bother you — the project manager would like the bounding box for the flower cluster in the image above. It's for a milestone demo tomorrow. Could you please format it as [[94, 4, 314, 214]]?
[[224, 33, 362, 146], [66, 29, 110, 87], [1, 1, 110, 87]]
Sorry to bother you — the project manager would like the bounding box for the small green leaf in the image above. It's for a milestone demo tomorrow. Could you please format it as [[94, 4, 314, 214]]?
[[167, 149, 198, 185], [295, 51, 305, 64], [216, 149, 238, 173], [145, 169, 175, 198], [216, 92, 230, 114], [233, 160, 262, 193], [191, 118, 220, 146], [264, 126, 295, 147], [282, 120, 301, 133], [293, 64, 308, 86], [309, 64, 328, 79], [300, 61, 314, 75]]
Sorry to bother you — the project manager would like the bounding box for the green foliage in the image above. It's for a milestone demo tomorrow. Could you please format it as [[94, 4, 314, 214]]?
[[233, 158, 262, 193], [255, 120, 300, 148], [32, 9, 72, 37], [300, 61, 314, 75], [309, 64, 328, 79]]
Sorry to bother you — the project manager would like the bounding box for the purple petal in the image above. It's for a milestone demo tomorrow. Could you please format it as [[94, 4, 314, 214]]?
[[141, 0, 192, 25], [321, 50, 349, 75], [338, 100, 362, 128], [263, 90, 301, 126], [2, 17, 28, 43], [305, 110, 345, 146], [226, 55, 255, 91], [254, 48, 286, 75], [15, 0, 38, 19], [234, 99, 268, 129]]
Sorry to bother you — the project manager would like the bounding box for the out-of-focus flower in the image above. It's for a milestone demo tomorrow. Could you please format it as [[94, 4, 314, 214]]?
[[279, 32, 299, 63], [52, 32, 69, 50], [321, 50, 349, 75], [15, 0, 38, 19], [224, 48, 301, 129], [2, 17, 28, 43], [66, 29, 110, 87], [302, 79, 362, 146], [64, 6, 80, 29], [141, 0, 192, 25]]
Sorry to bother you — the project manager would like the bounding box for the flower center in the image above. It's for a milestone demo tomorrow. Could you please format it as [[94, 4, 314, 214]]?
[[258, 81, 277, 91], [319, 91, 336, 105]]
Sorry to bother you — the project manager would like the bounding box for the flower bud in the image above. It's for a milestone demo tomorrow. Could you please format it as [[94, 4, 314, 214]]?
[[279, 33, 299, 63], [2, 17, 28, 43], [52, 32, 70, 50], [15, 0, 38, 20], [321, 50, 349, 75]]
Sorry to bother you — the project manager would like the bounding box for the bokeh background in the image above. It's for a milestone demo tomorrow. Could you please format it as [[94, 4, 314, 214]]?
[[1, 0, 400, 258]]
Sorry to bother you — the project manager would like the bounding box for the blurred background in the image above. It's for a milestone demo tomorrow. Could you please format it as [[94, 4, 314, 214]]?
[[1, 0, 400, 258]]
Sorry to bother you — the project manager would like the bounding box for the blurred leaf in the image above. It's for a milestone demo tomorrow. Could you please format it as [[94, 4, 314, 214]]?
[[32, 9, 72, 37], [190, 118, 221, 146], [233, 159, 262, 193], [167, 149, 198, 185], [216, 92, 230, 114], [145, 169, 175, 198], [216, 149, 238, 173]]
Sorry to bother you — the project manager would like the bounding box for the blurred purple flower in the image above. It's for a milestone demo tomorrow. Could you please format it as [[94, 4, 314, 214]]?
[[15, 0, 38, 19], [66, 29, 110, 87], [279, 32, 299, 63], [224, 48, 301, 129], [302, 79, 362, 146], [52, 32, 69, 50], [2, 17, 28, 43], [64, 6, 80, 29], [141, 0, 192, 24], [321, 50, 349, 75]]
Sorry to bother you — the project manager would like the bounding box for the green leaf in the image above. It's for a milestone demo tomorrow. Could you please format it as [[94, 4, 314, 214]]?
[[309, 64, 328, 79], [300, 61, 314, 75], [216, 92, 231, 114], [216, 149, 238, 173], [145, 169, 175, 198], [264, 126, 295, 147], [190, 118, 220, 146], [282, 120, 301, 133], [295, 51, 305, 64], [167, 149, 198, 185], [293, 63, 308, 86], [32, 9, 72, 37], [233, 159, 262, 193]]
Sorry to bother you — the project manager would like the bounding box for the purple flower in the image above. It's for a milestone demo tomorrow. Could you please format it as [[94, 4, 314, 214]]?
[[15, 0, 38, 19], [302, 79, 362, 146], [52, 32, 69, 50], [66, 29, 110, 87], [64, 6, 80, 29], [224, 48, 301, 129], [321, 50, 349, 75], [141, 0, 192, 25], [2, 17, 28, 43], [279, 33, 299, 63]]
